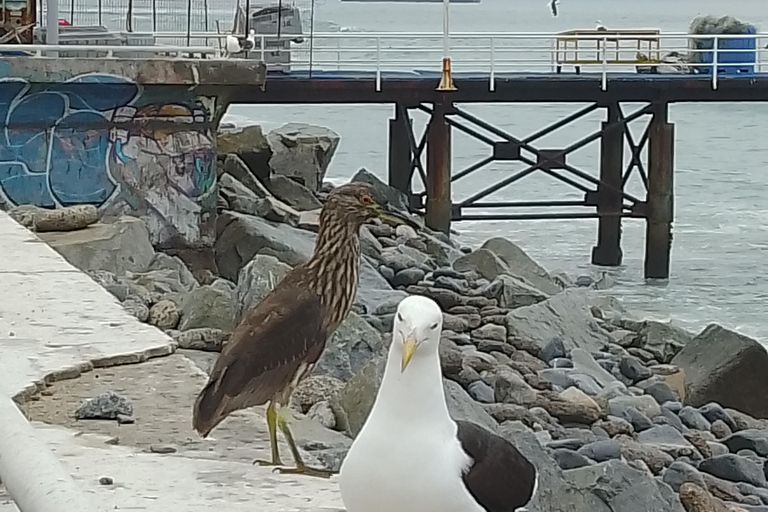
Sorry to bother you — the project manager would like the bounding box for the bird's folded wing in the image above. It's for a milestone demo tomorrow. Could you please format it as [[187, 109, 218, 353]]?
[[198, 284, 327, 420], [456, 420, 538, 512]]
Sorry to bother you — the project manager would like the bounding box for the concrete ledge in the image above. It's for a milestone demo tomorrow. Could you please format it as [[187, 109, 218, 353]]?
[[0, 210, 177, 402], [0, 422, 345, 512], [0, 58, 267, 86]]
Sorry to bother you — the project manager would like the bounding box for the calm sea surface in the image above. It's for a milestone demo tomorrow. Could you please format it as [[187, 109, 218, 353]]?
[[223, 0, 768, 343]]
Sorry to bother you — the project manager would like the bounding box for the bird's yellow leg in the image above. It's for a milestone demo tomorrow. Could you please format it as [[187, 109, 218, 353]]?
[[272, 406, 336, 479], [253, 402, 283, 467]]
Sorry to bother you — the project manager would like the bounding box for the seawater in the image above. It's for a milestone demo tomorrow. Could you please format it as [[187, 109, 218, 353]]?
[[224, 0, 768, 343]]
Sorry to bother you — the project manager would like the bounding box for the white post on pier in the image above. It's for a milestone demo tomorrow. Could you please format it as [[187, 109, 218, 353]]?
[[436, 0, 456, 91], [45, 0, 59, 57]]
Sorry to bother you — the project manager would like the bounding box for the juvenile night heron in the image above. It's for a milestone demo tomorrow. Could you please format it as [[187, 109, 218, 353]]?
[[339, 295, 538, 512], [192, 181, 408, 478]]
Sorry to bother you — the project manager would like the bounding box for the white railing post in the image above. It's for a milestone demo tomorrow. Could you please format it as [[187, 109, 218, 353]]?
[[712, 35, 719, 90], [375, 36, 381, 92], [489, 36, 495, 92], [260, 35, 265, 64], [337, 37, 341, 70], [601, 35, 607, 91], [755, 35, 761, 73]]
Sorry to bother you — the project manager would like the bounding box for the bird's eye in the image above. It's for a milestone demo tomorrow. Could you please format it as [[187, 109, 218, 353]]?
[[361, 194, 372, 205], [430, 322, 439, 330], [397, 312, 403, 322]]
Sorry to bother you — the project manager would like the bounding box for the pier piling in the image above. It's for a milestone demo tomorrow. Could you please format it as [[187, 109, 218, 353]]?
[[592, 102, 625, 266], [388, 104, 413, 197], [644, 102, 675, 279], [425, 100, 453, 234]]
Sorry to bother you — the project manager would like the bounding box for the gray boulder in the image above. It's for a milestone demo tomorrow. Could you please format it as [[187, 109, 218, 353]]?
[[483, 274, 550, 309], [178, 284, 237, 332], [506, 289, 612, 353], [454, 237, 562, 296], [264, 174, 323, 211], [9, 204, 98, 232], [217, 125, 272, 182], [565, 459, 684, 512], [633, 320, 693, 364], [39, 216, 155, 276], [215, 211, 315, 281], [672, 324, 768, 419], [267, 123, 340, 191], [218, 173, 272, 218], [148, 252, 198, 291], [315, 311, 385, 381]]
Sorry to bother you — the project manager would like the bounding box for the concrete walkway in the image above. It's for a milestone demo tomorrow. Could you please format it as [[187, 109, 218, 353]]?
[[0, 211, 345, 511]]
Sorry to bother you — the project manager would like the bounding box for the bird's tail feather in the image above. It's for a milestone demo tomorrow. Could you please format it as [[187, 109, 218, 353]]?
[[192, 379, 225, 437]]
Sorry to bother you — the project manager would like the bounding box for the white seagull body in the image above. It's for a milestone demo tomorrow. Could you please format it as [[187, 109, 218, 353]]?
[[339, 295, 537, 512], [224, 29, 257, 58]]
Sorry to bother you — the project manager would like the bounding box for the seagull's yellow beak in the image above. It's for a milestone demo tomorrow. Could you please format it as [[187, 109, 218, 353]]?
[[401, 336, 417, 373]]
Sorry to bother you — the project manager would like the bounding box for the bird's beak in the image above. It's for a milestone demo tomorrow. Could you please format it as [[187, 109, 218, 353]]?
[[401, 336, 418, 373], [372, 203, 416, 228]]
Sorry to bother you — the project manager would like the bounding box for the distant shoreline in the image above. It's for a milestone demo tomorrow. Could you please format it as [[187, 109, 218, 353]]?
[[340, 0, 480, 4]]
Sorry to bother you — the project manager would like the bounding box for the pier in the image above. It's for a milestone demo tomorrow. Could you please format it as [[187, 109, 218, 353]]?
[[1, 29, 768, 279]]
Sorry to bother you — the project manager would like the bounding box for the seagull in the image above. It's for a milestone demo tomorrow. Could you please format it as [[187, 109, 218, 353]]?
[[224, 29, 256, 58], [595, 20, 607, 31], [548, 0, 559, 17], [339, 295, 538, 512]]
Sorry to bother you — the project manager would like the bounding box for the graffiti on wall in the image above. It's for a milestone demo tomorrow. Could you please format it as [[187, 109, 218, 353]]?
[[0, 73, 217, 248]]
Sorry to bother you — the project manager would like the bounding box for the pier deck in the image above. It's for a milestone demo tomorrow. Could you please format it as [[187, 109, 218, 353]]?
[[1, 29, 767, 280]]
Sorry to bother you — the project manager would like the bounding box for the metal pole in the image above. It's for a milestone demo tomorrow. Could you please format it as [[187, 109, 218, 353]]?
[[98, 0, 102, 26], [186, 0, 192, 46], [151, 0, 156, 32], [309, 0, 315, 77], [244, 0, 250, 58], [436, 0, 455, 91], [244, 0, 250, 34], [45, 0, 59, 56]]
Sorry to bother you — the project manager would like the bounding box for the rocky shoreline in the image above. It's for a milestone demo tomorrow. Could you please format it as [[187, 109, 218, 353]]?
[[6, 122, 768, 512]]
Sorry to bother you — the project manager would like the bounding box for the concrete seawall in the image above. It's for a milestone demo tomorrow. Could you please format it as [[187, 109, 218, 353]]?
[[0, 210, 345, 511], [0, 58, 266, 252]]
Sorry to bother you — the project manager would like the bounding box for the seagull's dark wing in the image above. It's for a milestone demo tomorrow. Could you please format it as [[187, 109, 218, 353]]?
[[456, 420, 538, 512], [192, 274, 327, 437]]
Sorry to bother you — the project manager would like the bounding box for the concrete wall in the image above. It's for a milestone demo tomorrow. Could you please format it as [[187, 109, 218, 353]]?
[[0, 73, 216, 248], [0, 59, 267, 249]]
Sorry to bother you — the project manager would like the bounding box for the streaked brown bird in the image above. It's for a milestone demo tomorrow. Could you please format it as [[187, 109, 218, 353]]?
[[192, 181, 408, 478]]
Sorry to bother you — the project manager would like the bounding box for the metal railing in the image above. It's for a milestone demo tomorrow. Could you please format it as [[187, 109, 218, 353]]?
[[0, 42, 218, 58], [3, 31, 766, 90], [272, 31, 767, 91]]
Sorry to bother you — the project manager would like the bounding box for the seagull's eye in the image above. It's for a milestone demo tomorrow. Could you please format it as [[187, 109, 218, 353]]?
[[397, 312, 404, 322], [361, 194, 372, 205], [430, 322, 439, 330]]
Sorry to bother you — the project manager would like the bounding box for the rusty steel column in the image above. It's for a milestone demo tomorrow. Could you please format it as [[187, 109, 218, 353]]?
[[425, 99, 452, 234], [591, 102, 625, 266], [644, 102, 675, 279], [388, 104, 412, 196]]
